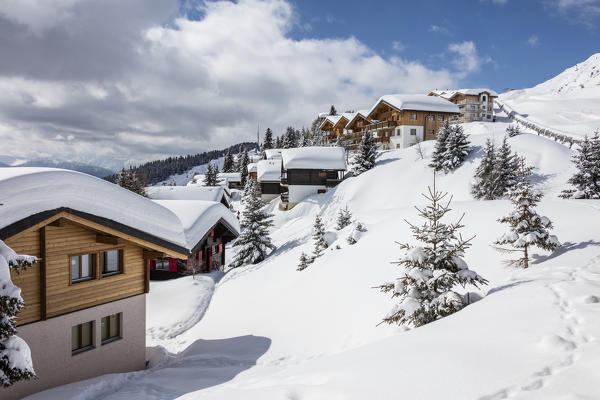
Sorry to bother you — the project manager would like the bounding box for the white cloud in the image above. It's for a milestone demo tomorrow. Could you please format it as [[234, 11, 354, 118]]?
[[448, 41, 490, 78], [549, 0, 600, 24], [0, 0, 83, 35], [392, 40, 407, 52], [429, 25, 451, 35], [0, 0, 469, 169], [527, 35, 539, 46]]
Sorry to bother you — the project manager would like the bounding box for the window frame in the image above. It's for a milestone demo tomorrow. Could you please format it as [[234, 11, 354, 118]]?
[[70, 253, 96, 284], [154, 257, 170, 271], [437, 115, 443, 121], [409, 113, 417, 120], [101, 248, 124, 277], [72, 320, 95, 355], [410, 128, 417, 136], [101, 313, 122, 345]]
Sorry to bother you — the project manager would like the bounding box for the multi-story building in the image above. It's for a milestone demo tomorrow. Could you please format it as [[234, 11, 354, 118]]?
[[429, 89, 498, 122]]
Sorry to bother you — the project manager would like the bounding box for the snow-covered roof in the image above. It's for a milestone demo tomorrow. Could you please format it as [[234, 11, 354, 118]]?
[[218, 172, 241, 183], [450, 88, 499, 97], [281, 147, 347, 170], [257, 159, 282, 182], [367, 94, 460, 117], [0, 168, 187, 251], [344, 109, 370, 128], [152, 200, 240, 250], [319, 115, 342, 130], [247, 162, 258, 173], [333, 112, 355, 128], [264, 149, 283, 160], [146, 185, 227, 204]]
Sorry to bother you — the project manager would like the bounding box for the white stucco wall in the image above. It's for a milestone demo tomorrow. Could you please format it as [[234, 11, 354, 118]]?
[[288, 185, 327, 203], [390, 125, 423, 149], [3, 294, 146, 400]]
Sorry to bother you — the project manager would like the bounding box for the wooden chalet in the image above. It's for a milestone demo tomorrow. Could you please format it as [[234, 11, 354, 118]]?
[[146, 185, 231, 208], [0, 168, 192, 400], [343, 94, 459, 150], [280, 147, 346, 210], [342, 110, 371, 149], [429, 88, 498, 122], [319, 115, 343, 142], [256, 159, 282, 202], [248, 162, 258, 181]]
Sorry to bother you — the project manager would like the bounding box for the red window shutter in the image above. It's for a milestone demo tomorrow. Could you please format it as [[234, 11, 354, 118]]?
[[219, 244, 223, 252], [150, 260, 155, 270], [211, 229, 215, 237], [186, 258, 191, 269], [208, 248, 213, 272], [198, 250, 202, 263], [169, 258, 177, 272]]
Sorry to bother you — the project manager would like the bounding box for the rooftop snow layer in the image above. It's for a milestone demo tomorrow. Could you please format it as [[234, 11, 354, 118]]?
[[153, 200, 240, 250], [146, 186, 226, 203], [218, 172, 241, 182], [345, 109, 370, 128], [257, 159, 282, 182], [248, 162, 258, 173], [453, 88, 499, 97], [264, 149, 283, 160], [282, 147, 347, 170], [368, 94, 459, 117], [0, 168, 187, 249], [319, 115, 342, 130]]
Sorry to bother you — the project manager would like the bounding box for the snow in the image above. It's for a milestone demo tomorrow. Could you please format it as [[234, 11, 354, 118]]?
[[256, 159, 281, 182], [281, 146, 347, 170], [0, 168, 187, 248], [318, 115, 342, 130], [344, 109, 370, 128], [218, 172, 241, 183], [25, 117, 600, 399], [499, 53, 600, 138], [247, 162, 258, 173], [145, 185, 226, 203], [152, 200, 239, 250], [367, 94, 459, 117], [263, 149, 282, 160]]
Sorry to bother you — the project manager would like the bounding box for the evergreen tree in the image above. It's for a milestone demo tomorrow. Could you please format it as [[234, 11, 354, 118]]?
[[506, 124, 521, 137], [429, 121, 453, 171], [222, 148, 235, 173], [353, 132, 377, 175], [312, 215, 328, 258], [329, 105, 338, 116], [0, 240, 37, 387], [203, 162, 219, 186], [493, 136, 520, 198], [116, 167, 147, 197], [275, 135, 282, 148], [442, 124, 471, 172], [237, 149, 250, 186], [283, 126, 298, 148], [297, 252, 311, 271], [471, 139, 497, 200], [561, 132, 600, 199], [335, 133, 343, 147], [494, 158, 560, 268], [335, 206, 352, 230], [231, 180, 275, 267], [378, 174, 488, 327], [264, 128, 274, 149], [300, 128, 310, 147]]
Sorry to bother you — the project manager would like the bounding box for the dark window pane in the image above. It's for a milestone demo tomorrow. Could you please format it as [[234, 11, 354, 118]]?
[[101, 316, 108, 341], [71, 325, 80, 351], [81, 321, 93, 348], [71, 256, 80, 280], [103, 250, 120, 274], [109, 314, 119, 338]]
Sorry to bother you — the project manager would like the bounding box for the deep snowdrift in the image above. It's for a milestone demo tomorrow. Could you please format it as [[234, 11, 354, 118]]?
[[27, 120, 600, 400]]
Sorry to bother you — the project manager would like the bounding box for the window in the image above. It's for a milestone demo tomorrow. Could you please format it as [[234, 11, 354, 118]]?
[[482, 95, 487, 102], [427, 129, 434, 136], [410, 113, 417, 120], [410, 129, 417, 136], [71, 254, 94, 283], [72, 321, 94, 354], [437, 115, 443, 121], [101, 313, 121, 344], [101, 249, 122, 276], [318, 171, 327, 178], [155, 258, 169, 271], [427, 115, 434, 121]]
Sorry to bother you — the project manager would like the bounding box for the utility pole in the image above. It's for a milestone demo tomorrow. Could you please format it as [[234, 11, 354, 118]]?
[[257, 122, 260, 149]]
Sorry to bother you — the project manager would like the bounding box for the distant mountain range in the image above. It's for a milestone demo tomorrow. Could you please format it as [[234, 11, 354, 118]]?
[[0, 159, 115, 178]]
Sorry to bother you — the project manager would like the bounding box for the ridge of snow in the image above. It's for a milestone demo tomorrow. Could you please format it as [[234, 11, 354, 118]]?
[[281, 146, 347, 170]]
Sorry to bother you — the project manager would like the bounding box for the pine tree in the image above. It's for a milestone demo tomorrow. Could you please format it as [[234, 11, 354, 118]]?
[[282, 126, 298, 149], [301, 129, 310, 147], [231, 180, 275, 267], [353, 132, 377, 175], [442, 124, 471, 172], [116, 167, 147, 197], [506, 124, 521, 137], [561, 132, 600, 199], [329, 105, 338, 116], [0, 240, 37, 387], [335, 206, 352, 230], [264, 128, 274, 150], [275, 135, 282, 148], [378, 174, 488, 328], [312, 215, 328, 258], [237, 149, 249, 186], [493, 136, 520, 198], [429, 121, 452, 171], [222, 148, 235, 173], [494, 158, 560, 268], [471, 139, 497, 200], [203, 162, 219, 186], [297, 252, 311, 271]]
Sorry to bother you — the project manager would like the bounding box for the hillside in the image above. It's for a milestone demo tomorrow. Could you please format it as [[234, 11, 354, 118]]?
[[499, 53, 600, 137], [28, 119, 600, 400]]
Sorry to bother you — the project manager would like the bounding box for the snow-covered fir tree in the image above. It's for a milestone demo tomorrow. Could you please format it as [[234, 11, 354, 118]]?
[[335, 133, 343, 147], [222, 148, 235, 173], [442, 124, 471, 172], [275, 135, 282, 148], [282, 126, 298, 149], [263, 128, 274, 150], [506, 124, 521, 137], [335, 206, 352, 230], [353, 132, 377, 175], [378, 174, 488, 328], [203, 162, 219, 186], [237, 149, 249, 186], [116, 167, 147, 197], [560, 132, 600, 199], [231, 180, 275, 267], [297, 252, 311, 271], [300, 129, 311, 147], [494, 158, 560, 268], [471, 139, 497, 200], [429, 121, 453, 172], [312, 215, 328, 259], [493, 136, 520, 198], [0, 240, 37, 387], [329, 105, 337, 116]]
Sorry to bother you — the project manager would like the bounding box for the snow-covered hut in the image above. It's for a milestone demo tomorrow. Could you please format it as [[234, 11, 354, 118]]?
[[256, 159, 282, 202]]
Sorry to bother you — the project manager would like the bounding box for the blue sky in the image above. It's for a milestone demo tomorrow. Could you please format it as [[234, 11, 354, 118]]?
[[285, 0, 599, 91]]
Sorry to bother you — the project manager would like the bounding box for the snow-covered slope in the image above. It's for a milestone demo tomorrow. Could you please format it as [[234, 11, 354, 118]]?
[[499, 53, 600, 137], [27, 121, 600, 400]]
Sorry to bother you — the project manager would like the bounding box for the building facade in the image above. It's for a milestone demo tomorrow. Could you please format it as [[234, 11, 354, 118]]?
[[429, 89, 498, 122]]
